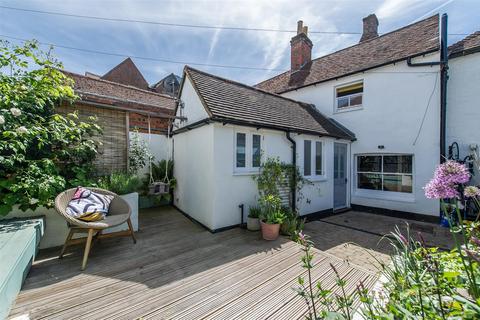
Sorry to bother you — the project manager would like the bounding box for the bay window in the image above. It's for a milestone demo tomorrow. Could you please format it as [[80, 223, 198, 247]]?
[[357, 155, 413, 193]]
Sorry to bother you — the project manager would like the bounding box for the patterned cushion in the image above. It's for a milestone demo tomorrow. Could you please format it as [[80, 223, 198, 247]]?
[[66, 187, 114, 221]]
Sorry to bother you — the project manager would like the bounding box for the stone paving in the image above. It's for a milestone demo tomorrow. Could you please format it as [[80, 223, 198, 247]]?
[[304, 211, 453, 273]]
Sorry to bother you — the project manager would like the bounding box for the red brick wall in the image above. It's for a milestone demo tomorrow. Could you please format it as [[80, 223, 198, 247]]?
[[290, 34, 313, 71]]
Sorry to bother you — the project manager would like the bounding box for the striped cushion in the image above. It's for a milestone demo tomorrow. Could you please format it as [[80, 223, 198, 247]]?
[[66, 187, 114, 221]]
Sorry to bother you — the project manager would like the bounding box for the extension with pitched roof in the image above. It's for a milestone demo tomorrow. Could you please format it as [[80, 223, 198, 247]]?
[[255, 15, 439, 94], [449, 31, 480, 58], [179, 66, 354, 140]]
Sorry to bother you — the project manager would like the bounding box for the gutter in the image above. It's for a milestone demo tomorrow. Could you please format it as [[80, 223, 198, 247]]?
[[285, 132, 297, 212], [406, 14, 448, 163]]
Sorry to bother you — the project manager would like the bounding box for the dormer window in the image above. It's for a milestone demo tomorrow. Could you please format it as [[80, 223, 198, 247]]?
[[335, 81, 363, 111]]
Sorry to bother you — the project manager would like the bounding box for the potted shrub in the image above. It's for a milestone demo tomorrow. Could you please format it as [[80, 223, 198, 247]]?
[[259, 195, 285, 240], [247, 206, 261, 231], [98, 172, 142, 233]]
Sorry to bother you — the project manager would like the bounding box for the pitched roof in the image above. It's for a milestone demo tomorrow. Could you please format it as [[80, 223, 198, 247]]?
[[256, 15, 439, 94], [62, 70, 176, 114], [183, 66, 354, 140], [101, 58, 150, 90], [449, 31, 480, 58]]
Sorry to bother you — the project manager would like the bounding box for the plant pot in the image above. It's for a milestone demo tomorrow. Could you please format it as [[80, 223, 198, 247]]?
[[247, 217, 260, 231], [260, 221, 280, 240]]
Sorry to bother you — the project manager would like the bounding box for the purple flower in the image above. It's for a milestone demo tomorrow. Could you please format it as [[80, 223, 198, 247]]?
[[464, 186, 480, 198], [434, 161, 470, 185], [470, 236, 480, 246], [424, 177, 459, 199]]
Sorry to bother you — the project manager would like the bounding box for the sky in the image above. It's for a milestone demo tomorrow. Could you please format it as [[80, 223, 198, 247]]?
[[0, 0, 479, 86]]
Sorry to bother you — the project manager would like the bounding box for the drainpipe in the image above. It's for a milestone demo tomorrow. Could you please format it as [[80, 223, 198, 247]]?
[[285, 132, 297, 212], [407, 14, 448, 163]]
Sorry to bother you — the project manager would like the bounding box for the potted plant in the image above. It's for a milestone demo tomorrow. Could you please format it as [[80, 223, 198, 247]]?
[[247, 206, 261, 231], [98, 172, 142, 233], [259, 195, 285, 240]]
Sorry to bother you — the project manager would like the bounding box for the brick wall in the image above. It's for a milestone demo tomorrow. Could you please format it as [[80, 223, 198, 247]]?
[[57, 102, 128, 175]]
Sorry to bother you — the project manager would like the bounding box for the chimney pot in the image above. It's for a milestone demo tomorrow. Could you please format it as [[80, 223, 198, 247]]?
[[360, 14, 379, 42], [302, 26, 308, 35], [297, 20, 303, 34]]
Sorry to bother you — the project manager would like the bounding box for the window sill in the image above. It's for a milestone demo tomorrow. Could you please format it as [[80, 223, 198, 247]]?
[[334, 105, 363, 114], [354, 189, 415, 203], [233, 170, 260, 176], [304, 175, 328, 182]]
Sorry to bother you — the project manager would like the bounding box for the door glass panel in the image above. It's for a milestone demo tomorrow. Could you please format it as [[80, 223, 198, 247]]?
[[236, 133, 246, 168], [357, 173, 382, 190], [315, 141, 322, 175]]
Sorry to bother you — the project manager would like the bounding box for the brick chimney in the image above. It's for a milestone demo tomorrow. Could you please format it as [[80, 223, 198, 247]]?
[[290, 20, 313, 71], [360, 14, 379, 42]]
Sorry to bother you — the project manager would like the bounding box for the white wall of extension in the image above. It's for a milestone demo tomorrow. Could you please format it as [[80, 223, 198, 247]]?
[[130, 131, 171, 177], [447, 52, 480, 185], [283, 54, 442, 216]]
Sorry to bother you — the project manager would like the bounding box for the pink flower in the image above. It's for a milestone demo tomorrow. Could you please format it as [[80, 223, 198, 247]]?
[[424, 177, 459, 199], [464, 186, 480, 198], [434, 161, 470, 185]]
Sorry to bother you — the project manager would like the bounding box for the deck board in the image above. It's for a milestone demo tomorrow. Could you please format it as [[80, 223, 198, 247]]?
[[9, 207, 378, 320]]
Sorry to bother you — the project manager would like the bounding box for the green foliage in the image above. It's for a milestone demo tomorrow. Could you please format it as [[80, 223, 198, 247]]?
[[259, 194, 285, 224], [253, 157, 309, 205], [0, 40, 102, 215], [281, 206, 305, 238], [248, 205, 261, 219], [128, 129, 153, 175], [141, 159, 175, 203], [98, 172, 142, 195]]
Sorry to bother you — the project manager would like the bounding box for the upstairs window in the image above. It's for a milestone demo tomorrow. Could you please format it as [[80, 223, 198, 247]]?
[[235, 131, 262, 172], [357, 154, 413, 193], [336, 81, 363, 111], [303, 139, 324, 178]]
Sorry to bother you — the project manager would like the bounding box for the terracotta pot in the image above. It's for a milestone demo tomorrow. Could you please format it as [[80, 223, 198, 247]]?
[[260, 221, 280, 240], [247, 217, 260, 231]]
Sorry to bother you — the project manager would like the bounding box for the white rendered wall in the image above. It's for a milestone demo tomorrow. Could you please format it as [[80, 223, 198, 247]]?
[[283, 55, 441, 216], [210, 123, 343, 229], [447, 53, 480, 185], [177, 76, 210, 128], [130, 131, 170, 177]]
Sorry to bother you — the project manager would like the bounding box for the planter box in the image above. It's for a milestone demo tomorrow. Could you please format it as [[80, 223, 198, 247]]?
[[2, 192, 139, 249], [139, 195, 170, 209]]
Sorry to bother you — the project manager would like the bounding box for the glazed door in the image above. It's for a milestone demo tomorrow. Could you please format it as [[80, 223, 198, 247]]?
[[334, 143, 348, 209]]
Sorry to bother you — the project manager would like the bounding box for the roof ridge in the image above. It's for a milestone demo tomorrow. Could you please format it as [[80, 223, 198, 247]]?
[[62, 69, 175, 100], [255, 14, 439, 89], [184, 65, 309, 106]]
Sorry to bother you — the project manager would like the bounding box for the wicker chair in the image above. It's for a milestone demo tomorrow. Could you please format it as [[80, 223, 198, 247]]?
[[54, 188, 137, 270]]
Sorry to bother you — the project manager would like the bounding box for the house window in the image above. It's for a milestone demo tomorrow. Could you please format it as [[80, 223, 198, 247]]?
[[303, 139, 324, 178], [252, 134, 261, 168], [336, 81, 363, 110], [235, 131, 262, 172], [236, 133, 246, 168], [357, 155, 413, 193]]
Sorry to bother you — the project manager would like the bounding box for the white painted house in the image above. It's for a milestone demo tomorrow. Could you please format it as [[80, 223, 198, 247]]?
[[256, 14, 444, 220], [173, 67, 354, 231], [446, 32, 480, 185], [173, 13, 479, 231]]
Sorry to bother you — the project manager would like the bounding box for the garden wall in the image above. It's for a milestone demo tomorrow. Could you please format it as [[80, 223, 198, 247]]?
[[58, 102, 128, 175]]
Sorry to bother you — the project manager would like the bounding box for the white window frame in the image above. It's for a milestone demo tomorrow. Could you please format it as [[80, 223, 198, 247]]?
[[334, 80, 364, 113], [234, 130, 263, 174], [302, 139, 326, 180], [354, 153, 415, 202]]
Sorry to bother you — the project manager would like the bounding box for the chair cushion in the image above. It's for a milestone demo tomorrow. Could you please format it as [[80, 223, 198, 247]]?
[[66, 187, 114, 221], [85, 213, 131, 229]]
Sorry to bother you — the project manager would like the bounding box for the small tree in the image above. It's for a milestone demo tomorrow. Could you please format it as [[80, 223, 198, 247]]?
[[128, 129, 153, 175], [0, 40, 102, 215]]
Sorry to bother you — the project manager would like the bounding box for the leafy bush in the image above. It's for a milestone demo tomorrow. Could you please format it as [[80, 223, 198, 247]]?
[[280, 206, 305, 238], [248, 206, 261, 219], [0, 40, 102, 215], [128, 130, 153, 175], [259, 194, 285, 224], [98, 172, 142, 195]]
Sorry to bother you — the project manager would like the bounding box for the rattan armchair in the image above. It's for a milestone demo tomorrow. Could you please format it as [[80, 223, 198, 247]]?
[[54, 188, 136, 270]]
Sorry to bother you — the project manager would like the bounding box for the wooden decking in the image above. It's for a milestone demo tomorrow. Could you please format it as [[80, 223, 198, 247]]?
[[9, 207, 379, 320]]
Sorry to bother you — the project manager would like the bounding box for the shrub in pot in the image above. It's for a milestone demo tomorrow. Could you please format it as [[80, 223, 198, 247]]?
[[98, 172, 142, 233], [259, 195, 285, 240], [280, 206, 305, 239], [247, 206, 261, 231]]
